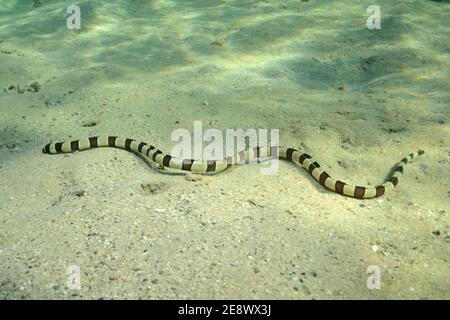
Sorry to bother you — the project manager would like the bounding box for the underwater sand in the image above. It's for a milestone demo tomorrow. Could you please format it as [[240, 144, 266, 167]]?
[[0, 0, 449, 299]]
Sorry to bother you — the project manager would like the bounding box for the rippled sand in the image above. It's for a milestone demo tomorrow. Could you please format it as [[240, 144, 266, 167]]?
[[0, 0, 448, 299]]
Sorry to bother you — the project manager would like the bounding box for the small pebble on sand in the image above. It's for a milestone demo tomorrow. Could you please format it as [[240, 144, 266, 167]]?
[[185, 173, 202, 182]]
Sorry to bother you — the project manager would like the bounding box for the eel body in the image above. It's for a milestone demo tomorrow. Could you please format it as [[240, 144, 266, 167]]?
[[43, 136, 424, 199]]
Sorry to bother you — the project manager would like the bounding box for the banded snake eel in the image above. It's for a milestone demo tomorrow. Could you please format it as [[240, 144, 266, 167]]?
[[43, 136, 424, 199]]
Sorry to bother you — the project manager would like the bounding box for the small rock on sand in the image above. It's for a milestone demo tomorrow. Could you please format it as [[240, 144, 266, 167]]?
[[185, 173, 202, 182]]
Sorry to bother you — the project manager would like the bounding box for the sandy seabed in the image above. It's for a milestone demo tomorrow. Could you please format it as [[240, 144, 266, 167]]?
[[0, 0, 449, 299]]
